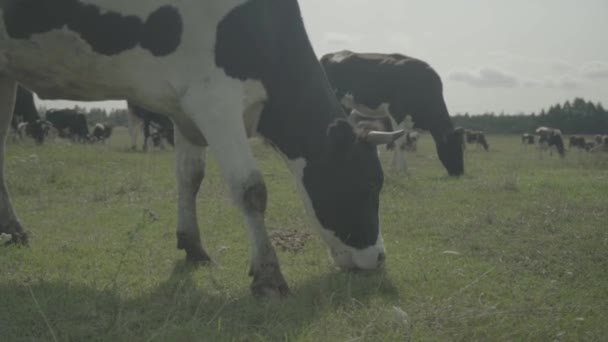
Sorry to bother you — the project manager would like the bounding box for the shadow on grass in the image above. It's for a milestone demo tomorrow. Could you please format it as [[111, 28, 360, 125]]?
[[0, 261, 400, 341]]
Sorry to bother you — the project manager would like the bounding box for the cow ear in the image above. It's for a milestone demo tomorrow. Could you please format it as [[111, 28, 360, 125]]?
[[327, 119, 356, 153]]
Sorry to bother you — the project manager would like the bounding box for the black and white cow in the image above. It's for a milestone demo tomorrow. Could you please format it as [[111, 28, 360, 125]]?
[[568, 135, 586, 150], [0, 0, 404, 297], [45, 109, 90, 142], [320, 50, 464, 176], [465, 129, 489, 151], [536, 126, 565, 157], [91, 123, 113, 143], [10, 85, 50, 144], [127, 102, 174, 151]]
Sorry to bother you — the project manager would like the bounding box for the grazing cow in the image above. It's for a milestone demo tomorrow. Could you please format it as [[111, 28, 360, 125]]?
[[9, 85, 50, 144], [465, 129, 489, 151], [535, 126, 565, 157], [45, 109, 90, 142], [568, 135, 586, 150], [595, 135, 603, 145], [127, 102, 174, 151], [521, 133, 535, 145], [320, 50, 464, 176], [91, 123, 113, 143], [584, 141, 596, 151], [0, 0, 405, 297], [15, 119, 52, 144]]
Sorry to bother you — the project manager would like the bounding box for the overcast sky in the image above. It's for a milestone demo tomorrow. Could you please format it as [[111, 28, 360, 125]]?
[[39, 0, 608, 115]]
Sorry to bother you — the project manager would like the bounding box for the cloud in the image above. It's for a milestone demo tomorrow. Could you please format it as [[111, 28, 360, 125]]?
[[543, 77, 580, 90], [448, 67, 520, 88], [550, 60, 575, 72], [448, 66, 582, 90], [386, 32, 412, 50], [487, 51, 575, 73], [581, 62, 608, 79], [323, 32, 360, 48]]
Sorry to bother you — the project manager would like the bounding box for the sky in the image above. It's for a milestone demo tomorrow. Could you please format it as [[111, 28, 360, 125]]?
[[38, 0, 608, 115]]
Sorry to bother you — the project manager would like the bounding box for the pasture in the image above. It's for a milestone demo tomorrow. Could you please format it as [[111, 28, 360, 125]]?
[[1, 129, 607, 341]]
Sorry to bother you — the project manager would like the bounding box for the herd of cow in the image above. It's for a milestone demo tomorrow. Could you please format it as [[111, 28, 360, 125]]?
[[520, 127, 608, 157], [0, 1, 605, 298], [10, 85, 174, 150]]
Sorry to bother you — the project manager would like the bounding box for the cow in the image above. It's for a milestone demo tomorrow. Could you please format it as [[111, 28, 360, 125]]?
[[45, 109, 90, 142], [8, 85, 50, 144], [521, 133, 535, 145], [0, 0, 405, 297], [320, 50, 464, 176], [568, 135, 586, 150], [15, 119, 53, 144], [535, 126, 565, 157], [127, 102, 174, 151], [91, 123, 113, 143], [346, 108, 408, 169], [584, 141, 596, 151], [465, 129, 489, 151], [595, 135, 603, 145]]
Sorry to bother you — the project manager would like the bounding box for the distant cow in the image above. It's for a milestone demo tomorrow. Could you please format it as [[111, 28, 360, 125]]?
[[127, 103, 174, 151], [584, 141, 596, 151], [91, 123, 113, 143], [521, 133, 535, 144], [45, 109, 90, 142], [465, 130, 489, 151], [10, 86, 49, 144], [536, 126, 565, 157], [595, 135, 603, 145], [568, 136, 586, 150], [16, 119, 53, 144], [320, 50, 464, 175]]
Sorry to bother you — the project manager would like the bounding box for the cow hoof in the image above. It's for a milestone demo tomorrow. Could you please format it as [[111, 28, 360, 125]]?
[[0, 221, 29, 246], [185, 248, 212, 264], [177, 232, 212, 264], [249, 263, 290, 299]]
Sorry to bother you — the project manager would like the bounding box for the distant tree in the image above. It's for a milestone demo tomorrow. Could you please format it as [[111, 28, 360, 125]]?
[[451, 98, 608, 134]]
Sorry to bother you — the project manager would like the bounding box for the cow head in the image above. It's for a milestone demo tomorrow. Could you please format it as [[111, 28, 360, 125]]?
[[301, 119, 403, 270], [434, 129, 464, 176]]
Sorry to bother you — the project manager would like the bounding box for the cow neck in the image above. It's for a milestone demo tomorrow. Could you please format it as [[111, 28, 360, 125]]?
[[256, 40, 345, 163]]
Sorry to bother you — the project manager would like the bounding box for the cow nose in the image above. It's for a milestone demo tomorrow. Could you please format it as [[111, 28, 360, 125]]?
[[377, 252, 386, 265]]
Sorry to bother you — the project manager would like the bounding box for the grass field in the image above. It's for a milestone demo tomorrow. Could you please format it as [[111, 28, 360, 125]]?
[[1, 128, 607, 341]]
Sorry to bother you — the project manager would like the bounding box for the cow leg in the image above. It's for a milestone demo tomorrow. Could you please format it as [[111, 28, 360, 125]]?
[[174, 128, 211, 263], [127, 110, 140, 150], [180, 85, 288, 298], [0, 77, 28, 245], [143, 119, 151, 152]]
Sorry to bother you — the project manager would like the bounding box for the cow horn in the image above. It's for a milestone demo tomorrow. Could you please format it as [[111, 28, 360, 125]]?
[[365, 129, 405, 145]]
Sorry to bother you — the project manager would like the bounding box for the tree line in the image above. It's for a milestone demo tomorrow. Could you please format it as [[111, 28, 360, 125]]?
[[452, 98, 608, 135]]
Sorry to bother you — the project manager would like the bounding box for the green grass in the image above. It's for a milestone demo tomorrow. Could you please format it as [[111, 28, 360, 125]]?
[[1, 129, 607, 341]]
